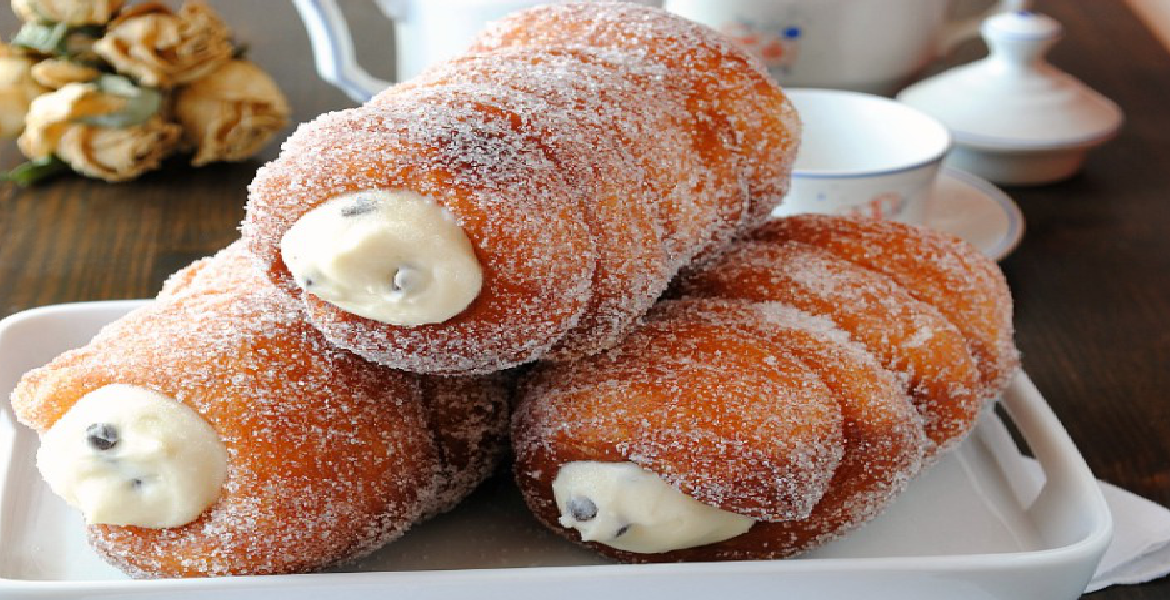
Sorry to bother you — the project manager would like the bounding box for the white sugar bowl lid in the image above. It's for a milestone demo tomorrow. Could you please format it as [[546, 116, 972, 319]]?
[[897, 11, 1122, 183]]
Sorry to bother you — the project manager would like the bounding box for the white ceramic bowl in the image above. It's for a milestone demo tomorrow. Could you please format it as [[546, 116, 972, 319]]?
[[775, 89, 952, 224]]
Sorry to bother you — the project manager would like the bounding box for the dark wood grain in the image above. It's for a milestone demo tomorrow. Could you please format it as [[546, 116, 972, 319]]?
[[957, 3, 1170, 598], [2, 1, 1168, 597]]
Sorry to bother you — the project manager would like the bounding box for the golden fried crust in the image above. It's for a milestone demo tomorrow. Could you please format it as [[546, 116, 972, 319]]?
[[750, 215, 1019, 400], [11, 245, 442, 577], [676, 239, 983, 456]]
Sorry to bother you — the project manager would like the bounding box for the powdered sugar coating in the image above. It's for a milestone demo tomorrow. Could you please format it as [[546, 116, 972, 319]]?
[[470, 2, 799, 240], [750, 215, 1020, 401], [675, 239, 983, 455], [243, 2, 798, 373]]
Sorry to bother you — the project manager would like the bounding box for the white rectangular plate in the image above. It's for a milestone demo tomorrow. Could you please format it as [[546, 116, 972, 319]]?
[[0, 301, 1111, 600]]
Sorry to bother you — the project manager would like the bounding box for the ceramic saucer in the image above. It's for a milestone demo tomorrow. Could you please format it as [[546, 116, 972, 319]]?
[[923, 168, 1024, 261]]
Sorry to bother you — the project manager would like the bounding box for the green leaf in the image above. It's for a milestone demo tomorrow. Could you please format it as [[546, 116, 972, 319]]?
[[95, 73, 139, 96], [11, 22, 105, 58], [1, 156, 70, 186], [76, 75, 163, 129], [11, 21, 69, 54]]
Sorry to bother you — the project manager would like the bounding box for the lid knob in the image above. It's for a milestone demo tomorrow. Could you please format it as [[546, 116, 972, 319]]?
[[983, 11, 1062, 69]]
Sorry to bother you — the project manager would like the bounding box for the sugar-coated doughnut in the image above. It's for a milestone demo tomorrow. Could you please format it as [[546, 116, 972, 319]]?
[[512, 215, 1018, 562], [242, 3, 798, 374], [11, 243, 509, 577]]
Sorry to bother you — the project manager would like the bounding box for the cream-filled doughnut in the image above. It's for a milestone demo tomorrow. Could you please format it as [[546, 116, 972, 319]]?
[[243, 2, 798, 374], [11, 243, 451, 577], [513, 215, 1017, 563]]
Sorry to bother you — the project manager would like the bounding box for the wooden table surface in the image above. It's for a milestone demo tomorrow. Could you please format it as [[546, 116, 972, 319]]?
[[1, 1, 1168, 597]]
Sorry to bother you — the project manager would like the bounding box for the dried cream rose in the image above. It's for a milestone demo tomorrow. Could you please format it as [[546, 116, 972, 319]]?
[[175, 60, 290, 166], [18, 80, 180, 181], [12, 0, 124, 25], [55, 115, 181, 181], [0, 45, 49, 137], [30, 59, 100, 89], [18, 82, 126, 158], [94, 1, 232, 88]]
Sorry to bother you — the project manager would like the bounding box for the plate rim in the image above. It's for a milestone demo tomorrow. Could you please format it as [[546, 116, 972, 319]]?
[[929, 167, 1026, 261], [0, 302, 1110, 598]]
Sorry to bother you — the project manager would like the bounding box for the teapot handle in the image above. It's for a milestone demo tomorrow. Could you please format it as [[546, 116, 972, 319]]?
[[292, 0, 392, 104], [937, 0, 1031, 55]]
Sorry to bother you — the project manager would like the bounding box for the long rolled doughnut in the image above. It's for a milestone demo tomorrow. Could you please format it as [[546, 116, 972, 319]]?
[[514, 299, 926, 562], [513, 215, 1018, 562], [242, 2, 798, 374], [10, 243, 508, 577]]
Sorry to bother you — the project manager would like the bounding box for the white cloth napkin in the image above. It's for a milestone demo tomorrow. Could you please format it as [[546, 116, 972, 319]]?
[[1088, 478, 1170, 592], [1015, 458, 1170, 592]]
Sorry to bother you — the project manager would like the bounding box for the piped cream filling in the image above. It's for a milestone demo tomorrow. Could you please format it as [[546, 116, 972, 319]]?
[[36, 384, 228, 528], [279, 189, 483, 326], [552, 461, 755, 554]]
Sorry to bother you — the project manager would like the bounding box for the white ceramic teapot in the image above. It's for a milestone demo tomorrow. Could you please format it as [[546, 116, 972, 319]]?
[[293, 0, 662, 103]]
